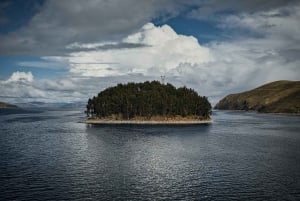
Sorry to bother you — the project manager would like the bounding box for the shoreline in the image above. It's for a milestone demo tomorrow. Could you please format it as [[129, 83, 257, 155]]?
[[214, 109, 300, 116], [82, 119, 213, 125]]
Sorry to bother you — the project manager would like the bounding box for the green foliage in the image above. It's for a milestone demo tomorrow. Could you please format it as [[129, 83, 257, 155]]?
[[86, 81, 211, 119]]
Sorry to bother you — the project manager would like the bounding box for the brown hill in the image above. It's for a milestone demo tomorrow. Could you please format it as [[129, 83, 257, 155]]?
[[214, 80, 300, 114], [0, 102, 18, 108]]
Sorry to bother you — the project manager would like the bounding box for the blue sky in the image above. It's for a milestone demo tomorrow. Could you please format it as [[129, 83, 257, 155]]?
[[0, 0, 299, 104]]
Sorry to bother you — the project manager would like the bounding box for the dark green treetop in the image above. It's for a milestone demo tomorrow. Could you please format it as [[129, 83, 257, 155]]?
[[86, 81, 211, 119]]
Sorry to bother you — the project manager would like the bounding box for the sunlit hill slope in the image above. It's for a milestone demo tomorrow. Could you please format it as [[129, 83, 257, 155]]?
[[215, 80, 300, 114]]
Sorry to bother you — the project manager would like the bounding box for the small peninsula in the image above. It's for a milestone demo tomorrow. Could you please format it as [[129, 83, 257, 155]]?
[[215, 80, 300, 114], [84, 81, 212, 124], [0, 102, 17, 108]]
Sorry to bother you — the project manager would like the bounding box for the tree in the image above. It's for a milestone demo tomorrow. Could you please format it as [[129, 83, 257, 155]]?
[[86, 81, 212, 119]]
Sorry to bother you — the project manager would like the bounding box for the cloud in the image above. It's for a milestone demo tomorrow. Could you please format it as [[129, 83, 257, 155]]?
[[65, 41, 147, 51], [1, 1, 299, 105], [64, 21, 299, 103], [6, 71, 34, 83], [0, 0, 298, 56], [0, 0, 183, 55], [0, 71, 155, 103], [17, 61, 68, 69], [187, 0, 298, 20], [67, 23, 212, 77], [6, 18, 296, 105], [219, 3, 300, 39], [0, 71, 79, 102], [1, 71, 46, 100], [211, 2, 300, 87], [186, 2, 300, 102], [0, 1, 11, 25]]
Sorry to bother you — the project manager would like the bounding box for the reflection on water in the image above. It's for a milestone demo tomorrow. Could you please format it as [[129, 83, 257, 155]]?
[[0, 108, 300, 200]]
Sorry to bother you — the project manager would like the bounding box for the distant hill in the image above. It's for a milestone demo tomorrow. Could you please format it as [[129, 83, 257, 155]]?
[[86, 81, 212, 120], [16, 101, 85, 108], [0, 102, 18, 108], [215, 80, 300, 114]]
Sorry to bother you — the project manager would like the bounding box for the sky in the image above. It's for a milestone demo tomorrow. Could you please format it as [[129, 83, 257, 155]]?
[[0, 0, 299, 105]]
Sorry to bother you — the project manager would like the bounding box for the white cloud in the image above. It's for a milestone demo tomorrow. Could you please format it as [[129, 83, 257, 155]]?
[[207, 3, 300, 91], [1, 71, 77, 102], [6, 71, 34, 83], [0, 70, 157, 103], [17, 16, 297, 105], [1, 72, 47, 100], [67, 23, 212, 77]]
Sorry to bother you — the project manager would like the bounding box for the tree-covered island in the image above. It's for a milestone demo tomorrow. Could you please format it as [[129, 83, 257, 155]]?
[[85, 81, 212, 124]]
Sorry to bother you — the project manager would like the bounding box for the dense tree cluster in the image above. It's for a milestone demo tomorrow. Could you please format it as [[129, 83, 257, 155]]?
[[86, 81, 211, 119]]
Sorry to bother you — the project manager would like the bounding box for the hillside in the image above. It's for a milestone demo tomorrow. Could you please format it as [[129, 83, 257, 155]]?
[[86, 81, 212, 120], [215, 80, 300, 114], [0, 102, 18, 108]]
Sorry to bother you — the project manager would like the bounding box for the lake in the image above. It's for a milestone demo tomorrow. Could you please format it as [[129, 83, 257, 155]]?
[[0, 108, 300, 200]]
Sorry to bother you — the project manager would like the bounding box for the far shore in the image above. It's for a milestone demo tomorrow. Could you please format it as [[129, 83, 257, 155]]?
[[214, 109, 300, 116], [82, 118, 213, 125]]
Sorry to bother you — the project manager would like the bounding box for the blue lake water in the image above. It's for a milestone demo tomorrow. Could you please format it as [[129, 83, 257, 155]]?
[[0, 108, 300, 200]]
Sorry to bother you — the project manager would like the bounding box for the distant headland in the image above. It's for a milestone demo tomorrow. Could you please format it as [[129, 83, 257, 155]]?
[[215, 80, 300, 114], [0, 102, 17, 108], [84, 81, 212, 124]]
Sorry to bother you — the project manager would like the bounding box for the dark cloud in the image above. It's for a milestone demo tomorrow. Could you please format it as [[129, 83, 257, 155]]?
[[66, 42, 149, 52], [0, 1, 11, 25], [0, 0, 298, 56], [0, 0, 182, 55], [188, 0, 298, 19], [0, 17, 9, 25], [278, 49, 300, 63]]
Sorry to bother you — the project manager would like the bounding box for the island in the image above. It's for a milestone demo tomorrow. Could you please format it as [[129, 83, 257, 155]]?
[[84, 81, 212, 124], [0, 102, 18, 108], [215, 80, 300, 114]]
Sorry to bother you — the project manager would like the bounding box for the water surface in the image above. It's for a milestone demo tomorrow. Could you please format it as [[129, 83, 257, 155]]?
[[1, 108, 300, 200]]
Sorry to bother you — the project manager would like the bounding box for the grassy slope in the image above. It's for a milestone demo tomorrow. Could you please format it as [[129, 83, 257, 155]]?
[[214, 80, 300, 113]]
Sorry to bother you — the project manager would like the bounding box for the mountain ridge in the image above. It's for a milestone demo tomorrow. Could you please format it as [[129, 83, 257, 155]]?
[[0, 102, 18, 108], [214, 80, 300, 114]]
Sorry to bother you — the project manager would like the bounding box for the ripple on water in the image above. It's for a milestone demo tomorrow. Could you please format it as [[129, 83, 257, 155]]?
[[0, 108, 300, 200]]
